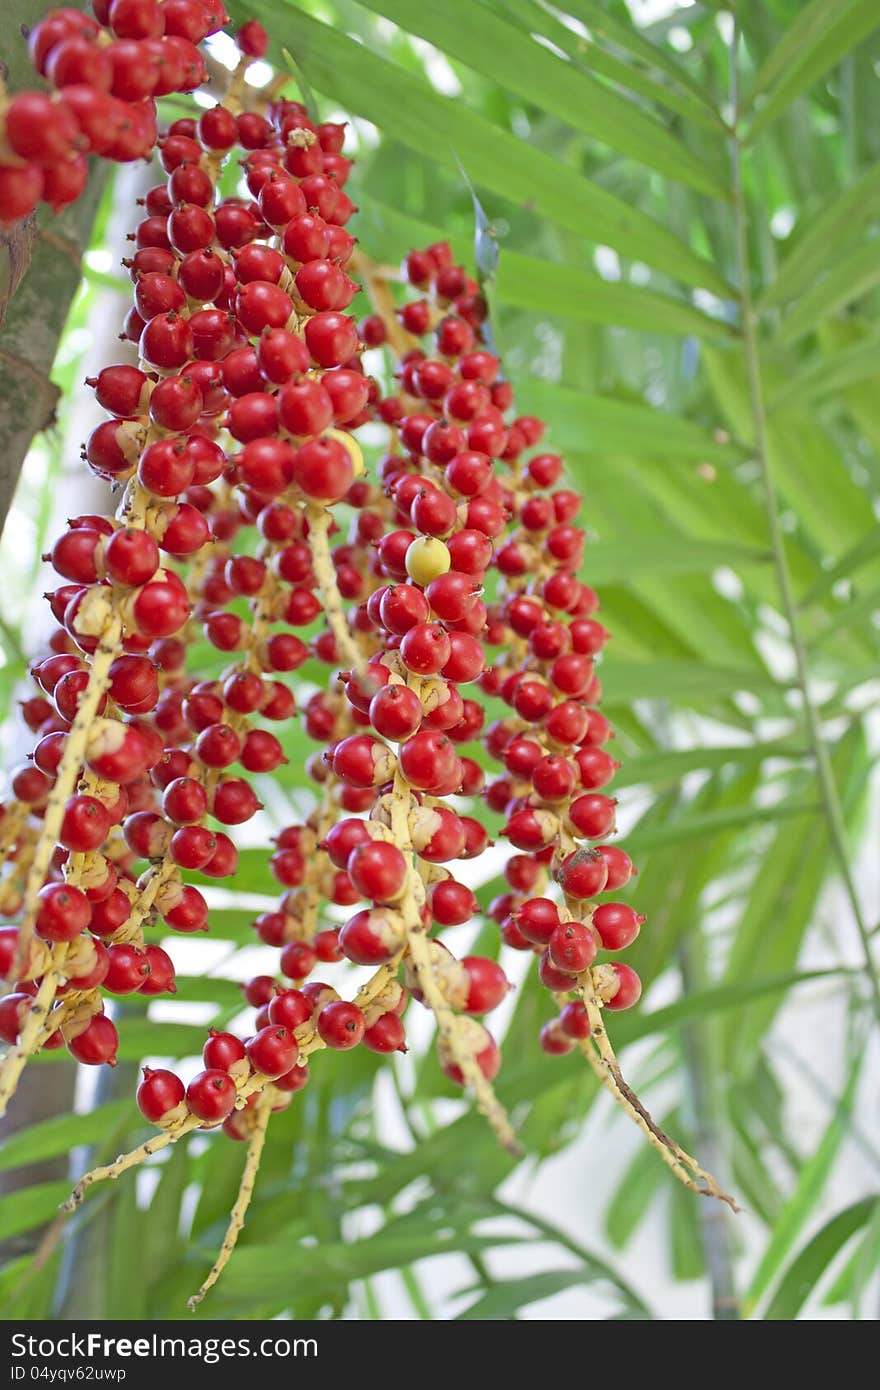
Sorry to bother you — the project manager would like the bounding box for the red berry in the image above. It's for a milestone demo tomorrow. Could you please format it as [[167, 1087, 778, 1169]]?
[[60, 795, 113, 852], [5, 92, 84, 166], [322, 818, 371, 869], [186, 1068, 237, 1122], [105, 943, 151, 993], [559, 1001, 591, 1040], [569, 793, 617, 840], [363, 1013, 407, 1054], [246, 1025, 298, 1078], [538, 951, 577, 993], [211, 778, 261, 825], [201, 1031, 246, 1073], [67, 1013, 119, 1066], [540, 1020, 574, 1056], [35, 883, 91, 943], [591, 902, 643, 951], [461, 957, 508, 1014], [292, 436, 353, 503], [339, 907, 406, 965], [139, 944, 176, 995], [279, 940, 317, 981], [104, 527, 159, 585], [555, 848, 609, 901], [236, 19, 268, 55], [268, 989, 311, 1030], [515, 897, 560, 945], [0, 994, 31, 1045], [548, 921, 597, 974], [277, 379, 332, 437], [170, 824, 217, 870], [137, 1067, 185, 1123], [368, 684, 422, 740], [593, 844, 634, 891], [347, 841, 407, 903], [605, 963, 642, 1011], [305, 311, 358, 368], [317, 1000, 365, 1050]]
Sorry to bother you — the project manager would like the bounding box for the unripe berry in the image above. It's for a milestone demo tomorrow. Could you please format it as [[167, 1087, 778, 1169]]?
[[405, 536, 451, 586]]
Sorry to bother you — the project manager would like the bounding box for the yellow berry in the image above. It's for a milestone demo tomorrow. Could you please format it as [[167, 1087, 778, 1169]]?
[[405, 536, 451, 586]]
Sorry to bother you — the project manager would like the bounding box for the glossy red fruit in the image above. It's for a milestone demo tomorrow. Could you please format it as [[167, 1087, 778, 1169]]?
[[202, 1030, 246, 1075], [605, 963, 642, 1011], [363, 1013, 407, 1054], [104, 943, 151, 994], [347, 841, 407, 902], [428, 879, 477, 926], [339, 907, 406, 965], [317, 1000, 365, 1050], [368, 684, 422, 740], [138, 944, 176, 996], [291, 437, 353, 503], [186, 1068, 237, 1122], [591, 902, 643, 951], [461, 957, 508, 1014], [555, 848, 609, 901], [246, 1025, 298, 1078], [559, 1000, 591, 1040], [548, 921, 597, 974], [35, 883, 91, 943], [5, 92, 84, 166], [279, 940, 317, 981], [268, 989, 311, 1030], [67, 1013, 119, 1066], [514, 897, 560, 945], [137, 1067, 185, 1123], [538, 951, 577, 993], [305, 311, 358, 368], [596, 845, 635, 891], [60, 795, 112, 852], [0, 994, 31, 1045], [104, 527, 160, 586]]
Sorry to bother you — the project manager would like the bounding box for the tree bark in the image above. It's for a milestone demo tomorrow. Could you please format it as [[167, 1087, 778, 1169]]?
[[0, 0, 111, 533]]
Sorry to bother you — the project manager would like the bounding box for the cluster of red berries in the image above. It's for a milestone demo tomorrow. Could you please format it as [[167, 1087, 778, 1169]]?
[[0, 15, 366, 1086], [0, 7, 643, 1162], [0, 1, 246, 224]]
